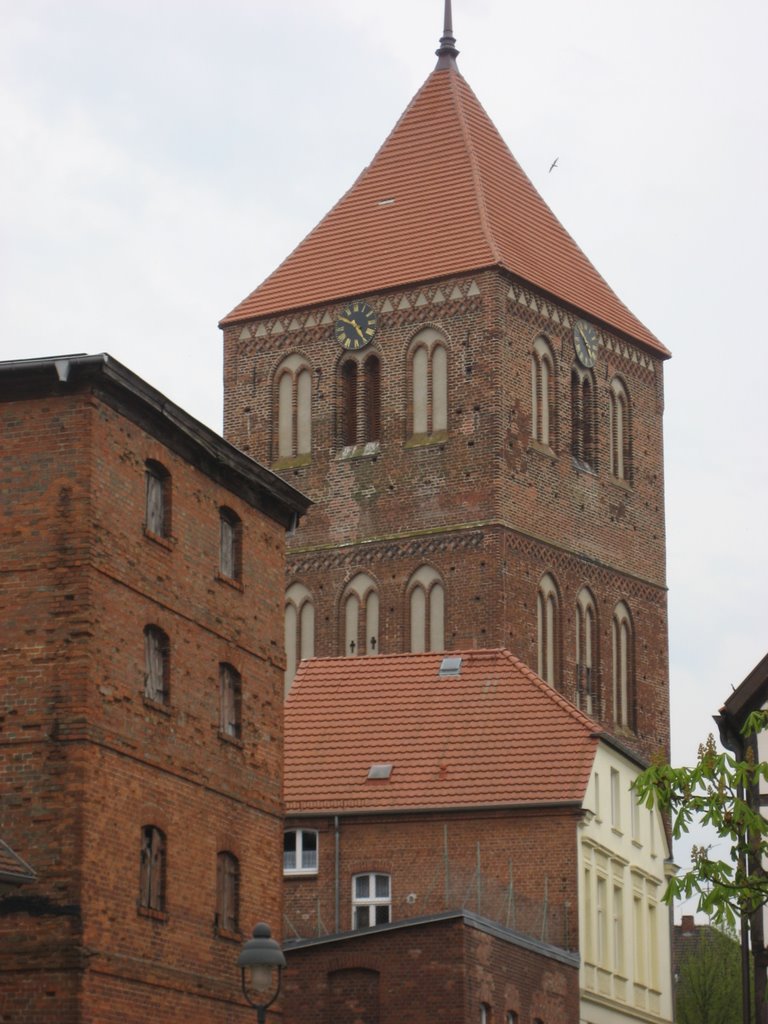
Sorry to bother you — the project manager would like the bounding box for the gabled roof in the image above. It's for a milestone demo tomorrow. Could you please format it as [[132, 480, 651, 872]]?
[[285, 649, 600, 812], [222, 61, 667, 357]]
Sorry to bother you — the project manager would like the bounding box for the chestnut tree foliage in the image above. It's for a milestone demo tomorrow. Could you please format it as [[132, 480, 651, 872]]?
[[633, 711, 768, 928]]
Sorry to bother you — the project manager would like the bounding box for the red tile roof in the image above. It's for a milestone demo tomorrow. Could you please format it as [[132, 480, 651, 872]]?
[[285, 649, 599, 812], [222, 64, 668, 357]]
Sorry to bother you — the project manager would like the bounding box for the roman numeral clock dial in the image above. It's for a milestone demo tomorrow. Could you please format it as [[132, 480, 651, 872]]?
[[573, 319, 599, 368], [334, 301, 377, 350]]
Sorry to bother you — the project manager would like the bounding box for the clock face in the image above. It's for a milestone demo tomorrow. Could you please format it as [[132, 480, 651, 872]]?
[[573, 319, 599, 368], [334, 301, 377, 351]]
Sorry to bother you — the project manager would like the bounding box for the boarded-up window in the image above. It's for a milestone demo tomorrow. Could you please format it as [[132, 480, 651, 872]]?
[[220, 508, 242, 580], [144, 625, 169, 703], [145, 461, 170, 536], [216, 851, 239, 932], [219, 663, 242, 739], [139, 826, 165, 911]]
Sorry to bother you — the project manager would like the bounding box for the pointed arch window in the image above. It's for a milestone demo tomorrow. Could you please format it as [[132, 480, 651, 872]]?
[[537, 573, 560, 687], [284, 582, 315, 693], [575, 588, 598, 715], [531, 336, 555, 447], [275, 354, 312, 461], [342, 573, 379, 656], [571, 367, 597, 469], [612, 602, 634, 729], [407, 566, 445, 652], [409, 329, 448, 438], [609, 377, 632, 482], [340, 354, 380, 448]]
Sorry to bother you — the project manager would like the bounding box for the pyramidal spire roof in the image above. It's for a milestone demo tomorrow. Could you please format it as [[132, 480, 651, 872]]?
[[222, 15, 667, 356]]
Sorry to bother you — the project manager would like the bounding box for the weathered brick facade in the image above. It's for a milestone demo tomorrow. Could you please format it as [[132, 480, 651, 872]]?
[[0, 355, 308, 1023], [223, 267, 669, 761], [282, 912, 580, 1024]]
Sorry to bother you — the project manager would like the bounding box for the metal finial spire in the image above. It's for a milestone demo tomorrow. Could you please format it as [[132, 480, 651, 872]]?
[[435, 0, 459, 68]]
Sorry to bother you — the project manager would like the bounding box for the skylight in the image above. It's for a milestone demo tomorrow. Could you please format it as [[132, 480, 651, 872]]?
[[439, 656, 462, 677], [367, 764, 393, 780]]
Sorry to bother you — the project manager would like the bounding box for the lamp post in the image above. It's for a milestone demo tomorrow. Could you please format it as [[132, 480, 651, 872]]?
[[237, 922, 286, 1023]]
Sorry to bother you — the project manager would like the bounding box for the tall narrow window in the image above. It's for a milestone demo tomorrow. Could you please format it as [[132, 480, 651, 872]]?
[[612, 883, 625, 974], [275, 354, 312, 461], [596, 875, 607, 966], [409, 329, 448, 438], [219, 663, 242, 739], [340, 354, 381, 448], [145, 460, 170, 537], [531, 336, 555, 447], [575, 587, 597, 715], [352, 873, 391, 929], [571, 368, 596, 468], [216, 852, 239, 933], [611, 602, 634, 729], [144, 625, 169, 704], [537, 574, 560, 686], [342, 573, 379, 656], [284, 583, 315, 693], [139, 826, 165, 912], [219, 507, 242, 581], [407, 566, 445, 652], [609, 377, 631, 482], [610, 767, 622, 829]]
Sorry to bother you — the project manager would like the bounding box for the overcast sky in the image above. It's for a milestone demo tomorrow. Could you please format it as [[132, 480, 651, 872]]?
[[2, 1, 766, 910]]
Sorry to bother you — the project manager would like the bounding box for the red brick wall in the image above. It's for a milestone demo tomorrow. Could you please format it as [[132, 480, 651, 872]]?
[[222, 267, 669, 761], [281, 915, 579, 1024], [0, 386, 288, 1022]]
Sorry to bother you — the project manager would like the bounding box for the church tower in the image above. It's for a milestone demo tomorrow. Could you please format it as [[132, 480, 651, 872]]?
[[221, 6, 670, 762]]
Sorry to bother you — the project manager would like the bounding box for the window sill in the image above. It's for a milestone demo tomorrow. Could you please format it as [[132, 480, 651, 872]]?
[[631, 839, 643, 850], [138, 905, 168, 923], [215, 926, 243, 943], [337, 441, 380, 461], [143, 528, 174, 551], [528, 439, 556, 460], [218, 730, 244, 749], [607, 474, 633, 491], [571, 457, 597, 476], [272, 453, 311, 470], [143, 696, 171, 717], [611, 827, 624, 838], [284, 869, 319, 878], [404, 431, 448, 449], [215, 571, 244, 592]]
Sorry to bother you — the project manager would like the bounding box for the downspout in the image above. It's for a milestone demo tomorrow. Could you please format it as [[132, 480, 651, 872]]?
[[334, 815, 340, 934]]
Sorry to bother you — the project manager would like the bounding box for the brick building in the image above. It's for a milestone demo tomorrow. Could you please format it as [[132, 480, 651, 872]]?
[[282, 649, 674, 1024], [220, 9, 671, 764], [0, 354, 309, 1023]]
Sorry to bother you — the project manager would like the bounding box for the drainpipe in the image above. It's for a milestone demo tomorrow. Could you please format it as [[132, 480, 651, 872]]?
[[334, 815, 340, 934]]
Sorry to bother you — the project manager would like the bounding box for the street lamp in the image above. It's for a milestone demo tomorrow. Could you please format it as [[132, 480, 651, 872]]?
[[237, 922, 286, 1022]]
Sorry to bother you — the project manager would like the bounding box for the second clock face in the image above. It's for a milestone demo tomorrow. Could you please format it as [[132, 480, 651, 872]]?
[[573, 319, 599, 368], [334, 301, 377, 350]]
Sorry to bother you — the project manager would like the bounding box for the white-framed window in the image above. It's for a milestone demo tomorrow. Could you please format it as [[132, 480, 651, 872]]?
[[480, 1004, 491, 1024], [407, 565, 445, 652], [352, 872, 391, 929], [537, 573, 560, 686], [275, 353, 312, 460], [409, 328, 448, 438], [283, 829, 318, 874], [531, 335, 555, 447], [284, 582, 315, 693], [342, 572, 379, 656]]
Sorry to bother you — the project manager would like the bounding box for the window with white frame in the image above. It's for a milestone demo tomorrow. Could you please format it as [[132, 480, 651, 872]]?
[[352, 872, 391, 929], [283, 829, 318, 874]]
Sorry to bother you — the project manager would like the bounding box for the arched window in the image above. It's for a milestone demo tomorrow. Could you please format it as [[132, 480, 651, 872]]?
[[219, 507, 242, 581], [219, 663, 242, 740], [145, 460, 171, 537], [284, 582, 315, 693], [342, 573, 379, 656], [609, 377, 632, 482], [531, 336, 555, 447], [139, 825, 166, 912], [571, 367, 597, 468], [275, 354, 312, 461], [340, 354, 380, 448], [612, 602, 634, 729], [144, 625, 170, 704], [216, 851, 239, 933], [575, 588, 598, 715], [407, 566, 445, 652], [537, 573, 560, 687], [409, 328, 448, 438]]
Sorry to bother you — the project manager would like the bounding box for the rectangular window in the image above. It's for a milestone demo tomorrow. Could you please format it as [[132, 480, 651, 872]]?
[[480, 1004, 491, 1024], [219, 508, 242, 580], [596, 876, 607, 966], [219, 664, 242, 739], [610, 768, 621, 830], [633, 893, 646, 983], [144, 626, 169, 703], [139, 826, 165, 912], [283, 829, 318, 873], [216, 851, 239, 933], [631, 788, 641, 843], [612, 884, 624, 974], [145, 461, 169, 537], [352, 872, 391, 929]]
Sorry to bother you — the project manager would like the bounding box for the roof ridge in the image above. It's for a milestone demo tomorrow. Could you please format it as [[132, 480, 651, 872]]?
[[497, 648, 600, 733]]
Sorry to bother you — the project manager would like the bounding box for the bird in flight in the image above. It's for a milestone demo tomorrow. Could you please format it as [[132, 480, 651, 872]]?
[[549, 157, 559, 173]]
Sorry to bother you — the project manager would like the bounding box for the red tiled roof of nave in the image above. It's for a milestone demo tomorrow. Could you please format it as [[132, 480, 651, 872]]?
[[222, 63, 668, 357], [284, 649, 600, 812]]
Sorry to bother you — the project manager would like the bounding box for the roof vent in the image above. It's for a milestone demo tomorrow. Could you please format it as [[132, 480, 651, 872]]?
[[439, 656, 462, 677], [367, 763, 393, 780], [377, 197, 395, 206]]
